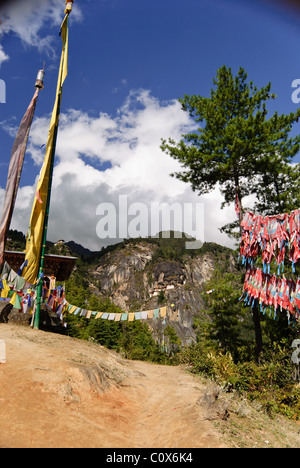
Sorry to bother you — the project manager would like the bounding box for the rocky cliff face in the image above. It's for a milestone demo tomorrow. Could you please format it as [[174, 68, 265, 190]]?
[[88, 240, 237, 346], [3, 231, 238, 347]]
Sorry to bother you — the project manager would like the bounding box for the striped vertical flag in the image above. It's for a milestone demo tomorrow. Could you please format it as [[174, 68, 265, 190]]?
[[22, 14, 69, 284], [0, 87, 40, 266]]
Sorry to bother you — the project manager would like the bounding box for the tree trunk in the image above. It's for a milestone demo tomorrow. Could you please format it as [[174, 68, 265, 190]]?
[[236, 184, 263, 362], [252, 302, 263, 363], [235, 183, 244, 237]]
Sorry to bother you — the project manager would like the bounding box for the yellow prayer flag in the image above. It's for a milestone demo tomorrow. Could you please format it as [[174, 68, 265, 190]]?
[[115, 313, 121, 321], [0, 279, 10, 298], [86, 310, 92, 319], [128, 313, 135, 322], [22, 15, 69, 284], [147, 310, 154, 318], [9, 291, 17, 306], [68, 305, 77, 314], [160, 306, 167, 317], [95, 312, 103, 319]]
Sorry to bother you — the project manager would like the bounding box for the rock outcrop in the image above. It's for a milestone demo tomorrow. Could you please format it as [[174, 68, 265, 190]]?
[[89, 239, 236, 346]]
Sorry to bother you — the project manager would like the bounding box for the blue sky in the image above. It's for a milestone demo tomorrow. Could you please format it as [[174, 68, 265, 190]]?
[[0, 0, 300, 250]]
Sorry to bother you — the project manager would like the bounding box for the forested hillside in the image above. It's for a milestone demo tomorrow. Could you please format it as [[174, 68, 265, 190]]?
[[4, 229, 300, 420]]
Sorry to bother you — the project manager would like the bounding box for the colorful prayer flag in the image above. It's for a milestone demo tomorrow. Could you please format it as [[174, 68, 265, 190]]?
[[68, 305, 77, 314], [22, 14, 69, 284], [0, 88, 40, 266], [153, 308, 160, 319]]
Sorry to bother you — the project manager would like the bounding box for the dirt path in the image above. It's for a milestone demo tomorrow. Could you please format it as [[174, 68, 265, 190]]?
[[0, 324, 226, 448]]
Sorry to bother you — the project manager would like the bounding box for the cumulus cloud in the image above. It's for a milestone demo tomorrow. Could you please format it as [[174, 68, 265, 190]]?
[[0, 0, 82, 58], [3, 89, 236, 251], [0, 44, 8, 69], [0, 1, 237, 252]]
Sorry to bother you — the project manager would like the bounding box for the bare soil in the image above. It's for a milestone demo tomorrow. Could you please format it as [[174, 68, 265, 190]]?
[[0, 323, 226, 448], [1, 323, 300, 449]]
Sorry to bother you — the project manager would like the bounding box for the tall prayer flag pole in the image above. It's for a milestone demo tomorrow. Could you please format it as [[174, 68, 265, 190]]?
[[22, 1, 74, 329], [0, 69, 44, 267]]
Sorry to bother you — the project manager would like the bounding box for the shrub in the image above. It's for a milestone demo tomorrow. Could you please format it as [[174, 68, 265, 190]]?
[[180, 342, 300, 419]]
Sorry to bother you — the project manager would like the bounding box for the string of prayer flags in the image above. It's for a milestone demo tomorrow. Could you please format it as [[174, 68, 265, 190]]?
[[239, 209, 300, 325], [240, 267, 300, 324], [65, 303, 169, 322], [240, 209, 300, 273], [0, 261, 39, 316], [0, 260, 172, 324]]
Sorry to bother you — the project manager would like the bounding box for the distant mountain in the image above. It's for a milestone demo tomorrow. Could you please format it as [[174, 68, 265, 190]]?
[[5, 231, 95, 260], [85, 235, 238, 346], [5, 230, 239, 346], [64, 241, 95, 259]]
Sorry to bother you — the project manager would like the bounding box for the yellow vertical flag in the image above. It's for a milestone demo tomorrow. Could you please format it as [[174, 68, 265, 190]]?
[[22, 15, 69, 284]]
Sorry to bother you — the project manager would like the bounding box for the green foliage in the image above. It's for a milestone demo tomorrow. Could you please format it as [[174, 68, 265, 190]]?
[[6, 230, 26, 251], [157, 289, 166, 305], [161, 65, 300, 235], [164, 325, 181, 345], [119, 321, 167, 362], [180, 341, 300, 420], [66, 314, 168, 363], [185, 264, 300, 420], [198, 269, 250, 361]]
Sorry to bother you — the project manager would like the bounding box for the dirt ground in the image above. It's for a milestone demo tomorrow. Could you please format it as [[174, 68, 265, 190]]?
[[0, 323, 227, 449]]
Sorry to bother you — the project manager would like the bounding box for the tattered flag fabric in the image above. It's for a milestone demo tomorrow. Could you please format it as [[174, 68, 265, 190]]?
[[153, 308, 160, 319], [22, 14, 69, 284], [0, 88, 40, 266]]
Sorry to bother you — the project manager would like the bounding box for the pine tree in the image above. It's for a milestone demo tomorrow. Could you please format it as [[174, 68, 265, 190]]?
[[161, 65, 300, 360], [161, 65, 300, 236]]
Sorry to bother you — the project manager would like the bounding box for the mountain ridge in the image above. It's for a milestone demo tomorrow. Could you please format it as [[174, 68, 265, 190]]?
[[5, 229, 238, 346]]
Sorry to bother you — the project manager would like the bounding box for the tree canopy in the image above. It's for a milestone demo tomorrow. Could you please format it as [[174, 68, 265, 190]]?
[[161, 65, 300, 235]]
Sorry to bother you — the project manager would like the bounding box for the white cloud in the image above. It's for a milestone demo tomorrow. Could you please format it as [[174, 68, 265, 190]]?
[[0, 44, 9, 69], [0, 2, 238, 252], [0, 0, 82, 58], [3, 89, 237, 251]]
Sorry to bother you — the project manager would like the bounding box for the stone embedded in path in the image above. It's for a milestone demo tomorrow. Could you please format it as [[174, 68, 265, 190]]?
[[0, 339, 6, 363]]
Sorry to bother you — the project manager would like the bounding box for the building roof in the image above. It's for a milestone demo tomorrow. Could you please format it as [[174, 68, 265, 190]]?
[[4, 251, 77, 281]]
